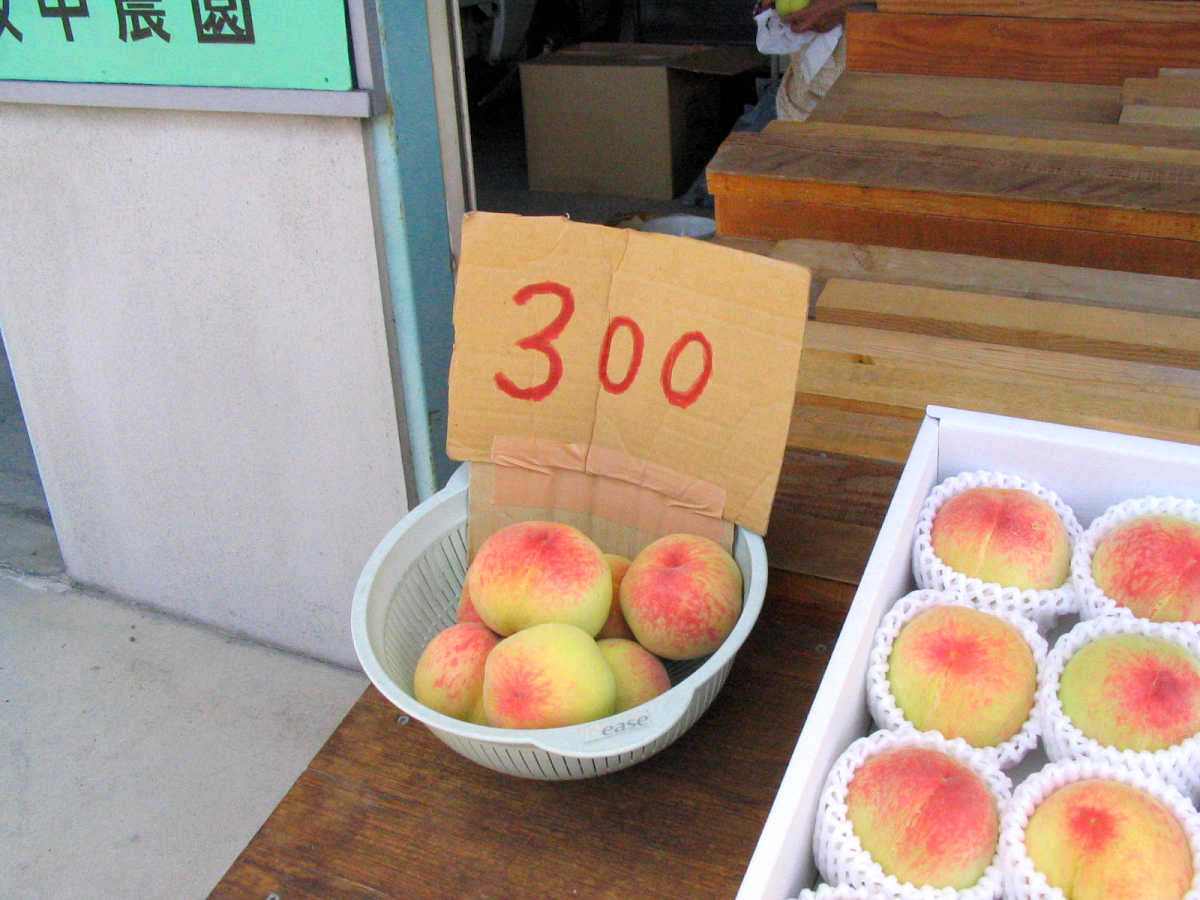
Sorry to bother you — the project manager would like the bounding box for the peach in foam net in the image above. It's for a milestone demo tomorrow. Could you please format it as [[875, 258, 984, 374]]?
[[931, 486, 1071, 591], [887, 603, 1038, 749], [1090, 513, 1200, 624], [466, 520, 612, 637], [1057, 632, 1200, 753], [844, 745, 1000, 890], [1023, 777, 1195, 900]]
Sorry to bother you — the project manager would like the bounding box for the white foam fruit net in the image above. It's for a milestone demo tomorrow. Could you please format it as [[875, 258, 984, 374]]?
[[867, 589, 1047, 771], [1036, 615, 1200, 802], [999, 758, 1200, 900], [813, 729, 1010, 900], [1071, 495, 1200, 630], [792, 885, 877, 900], [912, 471, 1083, 634]]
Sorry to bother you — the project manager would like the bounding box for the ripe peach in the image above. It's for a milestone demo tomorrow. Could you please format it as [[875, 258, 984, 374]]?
[[597, 638, 671, 712], [466, 520, 612, 637], [1091, 514, 1200, 624], [887, 604, 1037, 748], [412, 622, 499, 724], [596, 554, 636, 641], [845, 746, 999, 889], [620, 533, 742, 660], [1024, 778, 1195, 900], [1058, 632, 1200, 752], [931, 486, 1071, 590], [455, 581, 484, 625], [481, 623, 616, 729]]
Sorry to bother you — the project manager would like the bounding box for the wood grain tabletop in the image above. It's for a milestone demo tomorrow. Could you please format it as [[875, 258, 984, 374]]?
[[211, 570, 855, 900]]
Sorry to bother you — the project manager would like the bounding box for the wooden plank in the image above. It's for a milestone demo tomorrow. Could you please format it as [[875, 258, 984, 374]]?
[[805, 108, 1200, 152], [768, 118, 1200, 169], [788, 398, 922, 463], [767, 446, 904, 583], [845, 12, 1200, 85], [769, 238, 1200, 317], [708, 128, 1200, 238], [1124, 75, 1200, 110], [809, 72, 1123, 124], [1121, 104, 1200, 128], [875, 0, 1200, 23], [795, 321, 1200, 444], [713, 192, 1200, 279], [813, 278, 1200, 368], [214, 578, 858, 898]]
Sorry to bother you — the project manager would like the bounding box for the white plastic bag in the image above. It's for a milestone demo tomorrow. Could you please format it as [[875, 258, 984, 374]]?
[[754, 9, 842, 81]]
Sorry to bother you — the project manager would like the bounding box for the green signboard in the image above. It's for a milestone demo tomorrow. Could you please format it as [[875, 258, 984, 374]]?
[[0, 1, 354, 91]]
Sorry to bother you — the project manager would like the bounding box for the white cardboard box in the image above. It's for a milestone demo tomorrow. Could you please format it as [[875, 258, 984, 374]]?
[[738, 405, 1200, 900]]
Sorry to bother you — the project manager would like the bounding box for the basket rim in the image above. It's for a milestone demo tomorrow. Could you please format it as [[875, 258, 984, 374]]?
[[350, 462, 768, 760]]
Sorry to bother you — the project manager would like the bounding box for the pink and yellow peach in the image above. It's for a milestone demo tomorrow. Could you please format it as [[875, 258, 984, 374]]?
[[596, 554, 636, 641], [481, 623, 616, 729], [1024, 778, 1195, 900], [888, 604, 1037, 748], [1091, 514, 1200, 624], [455, 581, 484, 626], [620, 533, 742, 660], [467, 520, 612, 637], [846, 746, 999, 889], [597, 638, 671, 712], [1058, 632, 1200, 752], [412, 622, 499, 724], [931, 487, 1070, 590]]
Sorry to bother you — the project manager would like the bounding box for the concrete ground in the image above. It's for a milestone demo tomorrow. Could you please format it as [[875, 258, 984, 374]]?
[[0, 339, 367, 900]]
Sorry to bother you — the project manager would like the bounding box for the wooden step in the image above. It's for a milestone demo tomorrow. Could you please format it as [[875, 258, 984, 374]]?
[[707, 122, 1200, 276], [874, 0, 1200, 24], [845, 12, 1200, 85], [808, 108, 1200, 152], [1121, 75, 1200, 128], [767, 445, 903, 584], [813, 278, 1200, 368], [795, 320, 1200, 452], [809, 72, 1123, 124], [767, 237, 1200, 317], [774, 318, 1200, 581]]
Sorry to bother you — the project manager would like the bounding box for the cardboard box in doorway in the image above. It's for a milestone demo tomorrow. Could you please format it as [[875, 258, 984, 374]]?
[[519, 43, 764, 201]]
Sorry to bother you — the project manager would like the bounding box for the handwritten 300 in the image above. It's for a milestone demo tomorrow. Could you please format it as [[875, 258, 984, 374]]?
[[493, 281, 714, 409]]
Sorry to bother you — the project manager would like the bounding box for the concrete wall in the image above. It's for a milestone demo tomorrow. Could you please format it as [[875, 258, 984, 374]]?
[[0, 102, 409, 667]]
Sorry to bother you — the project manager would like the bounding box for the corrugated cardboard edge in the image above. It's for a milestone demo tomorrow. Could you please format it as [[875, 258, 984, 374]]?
[[469, 462, 736, 560], [470, 435, 734, 558]]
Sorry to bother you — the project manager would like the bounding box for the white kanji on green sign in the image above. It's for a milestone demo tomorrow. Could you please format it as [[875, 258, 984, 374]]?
[[0, 0, 353, 91]]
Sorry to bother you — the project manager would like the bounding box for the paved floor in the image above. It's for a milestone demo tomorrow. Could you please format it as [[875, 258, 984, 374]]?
[[1, 571, 367, 900], [1, 339, 368, 899]]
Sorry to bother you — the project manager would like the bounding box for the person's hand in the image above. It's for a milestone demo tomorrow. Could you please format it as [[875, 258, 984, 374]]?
[[774, 0, 855, 33]]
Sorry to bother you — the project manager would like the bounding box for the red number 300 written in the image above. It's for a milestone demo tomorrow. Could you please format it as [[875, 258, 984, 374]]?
[[493, 282, 713, 410]]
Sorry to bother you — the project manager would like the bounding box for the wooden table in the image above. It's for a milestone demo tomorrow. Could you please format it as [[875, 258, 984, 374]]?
[[211, 570, 855, 899]]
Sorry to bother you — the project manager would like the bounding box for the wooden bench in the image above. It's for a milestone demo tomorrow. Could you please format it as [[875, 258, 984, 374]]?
[[766, 264, 1200, 583]]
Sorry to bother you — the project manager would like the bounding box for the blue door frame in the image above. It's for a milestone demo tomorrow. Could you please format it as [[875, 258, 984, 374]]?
[[369, 0, 458, 500]]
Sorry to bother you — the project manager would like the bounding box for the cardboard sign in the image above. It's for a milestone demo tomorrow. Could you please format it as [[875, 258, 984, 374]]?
[[0, 0, 352, 91], [447, 212, 810, 547]]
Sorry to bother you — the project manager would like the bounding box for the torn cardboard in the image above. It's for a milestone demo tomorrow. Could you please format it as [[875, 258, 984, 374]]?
[[446, 211, 811, 556]]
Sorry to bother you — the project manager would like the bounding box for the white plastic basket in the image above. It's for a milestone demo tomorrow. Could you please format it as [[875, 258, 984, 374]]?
[[350, 463, 768, 780]]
